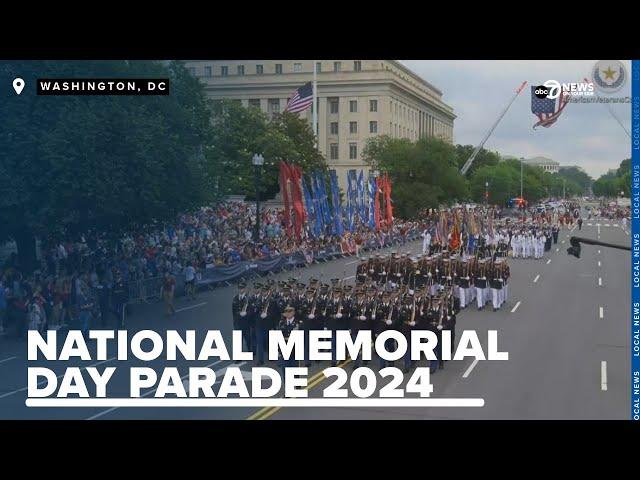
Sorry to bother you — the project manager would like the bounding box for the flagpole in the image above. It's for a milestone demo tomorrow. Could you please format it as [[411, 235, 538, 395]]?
[[583, 77, 631, 139], [313, 60, 318, 148]]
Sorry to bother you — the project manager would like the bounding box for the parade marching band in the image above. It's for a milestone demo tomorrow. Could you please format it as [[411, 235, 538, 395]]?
[[232, 247, 512, 375], [231, 210, 572, 376]]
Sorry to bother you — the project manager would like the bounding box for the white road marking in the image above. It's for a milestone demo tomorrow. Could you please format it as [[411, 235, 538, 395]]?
[[0, 356, 17, 365], [345, 260, 359, 266], [604, 224, 610, 227], [0, 357, 116, 400], [510, 301, 521, 313], [598, 261, 601, 267], [214, 362, 249, 384], [546, 259, 551, 265], [570, 225, 577, 232], [556, 248, 559, 252], [533, 275, 540, 283], [86, 358, 228, 420], [601, 361, 607, 391], [613, 224, 618, 227], [597, 225, 601, 235], [587, 223, 593, 226], [462, 359, 479, 379], [175, 302, 207, 313], [561, 240, 565, 244], [344, 275, 356, 280], [626, 231, 630, 235], [598, 250, 601, 254], [598, 277, 602, 287], [599, 307, 604, 319]]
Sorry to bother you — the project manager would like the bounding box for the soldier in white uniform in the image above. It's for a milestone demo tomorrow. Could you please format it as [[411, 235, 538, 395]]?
[[422, 229, 431, 255]]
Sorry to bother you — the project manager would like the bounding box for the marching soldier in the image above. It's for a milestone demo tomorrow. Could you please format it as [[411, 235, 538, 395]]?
[[399, 290, 418, 373], [254, 285, 276, 366], [299, 287, 317, 367], [490, 260, 504, 311], [277, 305, 303, 378], [325, 286, 343, 367], [356, 257, 369, 285], [376, 291, 398, 368], [474, 259, 489, 310], [350, 288, 371, 368], [231, 281, 253, 354]]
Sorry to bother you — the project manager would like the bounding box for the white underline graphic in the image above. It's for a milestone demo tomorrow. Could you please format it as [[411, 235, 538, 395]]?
[[27, 398, 485, 408]]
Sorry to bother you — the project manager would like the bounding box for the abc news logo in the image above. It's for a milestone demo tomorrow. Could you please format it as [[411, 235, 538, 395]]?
[[534, 85, 553, 99], [534, 80, 594, 100]]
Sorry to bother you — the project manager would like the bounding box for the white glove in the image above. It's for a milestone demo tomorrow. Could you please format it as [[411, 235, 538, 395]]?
[[308, 314, 315, 319], [359, 315, 366, 321], [371, 315, 376, 320], [386, 320, 392, 326], [260, 313, 267, 319], [239, 312, 246, 317], [437, 324, 443, 330], [336, 313, 342, 319]]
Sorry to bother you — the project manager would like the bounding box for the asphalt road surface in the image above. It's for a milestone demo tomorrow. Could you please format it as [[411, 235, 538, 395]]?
[[0, 213, 631, 420]]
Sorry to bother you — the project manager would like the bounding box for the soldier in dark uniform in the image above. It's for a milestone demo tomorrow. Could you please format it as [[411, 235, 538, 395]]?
[[277, 305, 303, 379], [490, 260, 504, 311], [111, 270, 128, 328], [356, 257, 369, 285], [299, 287, 318, 367], [552, 225, 559, 244], [325, 286, 343, 367], [376, 291, 398, 368], [399, 291, 418, 373], [350, 288, 371, 368], [427, 295, 444, 372], [254, 286, 275, 365], [232, 281, 253, 354], [314, 283, 330, 331]]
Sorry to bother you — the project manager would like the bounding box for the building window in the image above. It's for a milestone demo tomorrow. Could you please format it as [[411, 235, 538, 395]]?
[[316, 62, 322, 73], [349, 143, 357, 160], [294, 63, 302, 72], [221, 66, 228, 76], [354, 60, 362, 71], [275, 64, 283, 74], [330, 143, 339, 160], [349, 100, 357, 113], [204, 66, 212, 77], [268, 99, 280, 114], [329, 98, 339, 114], [249, 99, 261, 109], [256, 64, 264, 75], [334, 61, 341, 72], [370, 99, 377, 112], [370, 121, 378, 134], [330, 122, 339, 135], [237, 65, 245, 75], [349, 121, 358, 134], [188, 67, 196, 76]]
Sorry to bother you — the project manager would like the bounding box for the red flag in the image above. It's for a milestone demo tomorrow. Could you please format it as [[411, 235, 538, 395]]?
[[384, 173, 393, 225], [374, 176, 382, 231], [279, 161, 292, 237], [290, 165, 306, 240], [449, 212, 461, 251]]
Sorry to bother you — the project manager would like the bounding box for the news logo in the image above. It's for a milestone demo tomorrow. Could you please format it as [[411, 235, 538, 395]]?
[[36, 78, 170, 96], [532, 79, 594, 100]]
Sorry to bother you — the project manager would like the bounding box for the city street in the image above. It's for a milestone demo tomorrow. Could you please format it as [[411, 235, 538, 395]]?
[[0, 216, 631, 420]]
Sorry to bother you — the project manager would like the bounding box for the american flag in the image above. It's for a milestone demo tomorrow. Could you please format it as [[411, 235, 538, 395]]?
[[531, 86, 570, 129], [284, 82, 313, 113]]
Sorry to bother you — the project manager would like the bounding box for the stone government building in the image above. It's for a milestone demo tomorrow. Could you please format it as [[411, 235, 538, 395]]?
[[183, 60, 456, 189]]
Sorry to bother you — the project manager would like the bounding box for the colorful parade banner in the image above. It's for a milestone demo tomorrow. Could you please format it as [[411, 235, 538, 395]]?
[[329, 170, 344, 236]]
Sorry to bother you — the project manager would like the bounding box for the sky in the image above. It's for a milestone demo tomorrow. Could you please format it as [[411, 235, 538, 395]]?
[[400, 60, 632, 179]]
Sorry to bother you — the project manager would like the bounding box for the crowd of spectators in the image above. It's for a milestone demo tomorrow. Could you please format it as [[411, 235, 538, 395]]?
[[0, 201, 419, 338]]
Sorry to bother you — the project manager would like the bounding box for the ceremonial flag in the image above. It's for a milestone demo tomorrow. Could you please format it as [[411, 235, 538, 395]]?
[[284, 82, 314, 113], [302, 176, 319, 238], [368, 175, 377, 230], [279, 161, 292, 237], [329, 170, 344, 236], [346, 170, 356, 232], [531, 85, 570, 129], [357, 170, 367, 224]]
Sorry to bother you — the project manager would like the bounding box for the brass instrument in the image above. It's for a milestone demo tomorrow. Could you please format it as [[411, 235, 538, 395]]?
[[335, 296, 343, 319], [385, 301, 394, 325], [260, 290, 271, 319], [437, 299, 445, 330], [406, 294, 416, 327], [239, 287, 251, 317], [308, 292, 318, 320]]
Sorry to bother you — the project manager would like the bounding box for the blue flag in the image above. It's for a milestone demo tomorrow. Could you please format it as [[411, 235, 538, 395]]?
[[357, 170, 366, 224], [368, 175, 376, 230], [329, 170, 344, 236], [302, 176, 319, 238]]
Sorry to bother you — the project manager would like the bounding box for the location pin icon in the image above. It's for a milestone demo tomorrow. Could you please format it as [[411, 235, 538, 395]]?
[[13, 78, 25, 95]]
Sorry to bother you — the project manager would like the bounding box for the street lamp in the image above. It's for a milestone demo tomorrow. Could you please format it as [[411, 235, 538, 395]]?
[[485, 181, 489, 206], [519, 157, 524, 200], [252, 153, 264, 242]]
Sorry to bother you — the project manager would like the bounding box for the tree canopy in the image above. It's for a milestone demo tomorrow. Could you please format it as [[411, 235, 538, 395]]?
[[592, 158, 630, 198]]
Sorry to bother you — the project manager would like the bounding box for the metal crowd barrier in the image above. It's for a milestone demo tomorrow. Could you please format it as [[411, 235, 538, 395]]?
[[124, 228, 421, 304]]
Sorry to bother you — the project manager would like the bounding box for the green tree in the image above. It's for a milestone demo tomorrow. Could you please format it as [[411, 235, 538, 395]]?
[[209, 102, 327, 200], [362, 135, 467, 217], [454, 144, 501, 174], [0, 60, 215, 270]]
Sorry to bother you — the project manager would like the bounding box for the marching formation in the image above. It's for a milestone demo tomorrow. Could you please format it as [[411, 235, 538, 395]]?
[[232, 251, 510, 376]]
